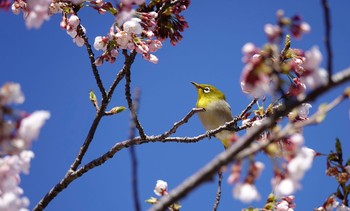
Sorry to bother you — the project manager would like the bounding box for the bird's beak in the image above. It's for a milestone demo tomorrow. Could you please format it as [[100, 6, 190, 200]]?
[[191, 81, 201, 89]]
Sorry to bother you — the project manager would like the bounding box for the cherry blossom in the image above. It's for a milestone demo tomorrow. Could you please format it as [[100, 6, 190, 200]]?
[[233, 182, 260, 203], [123, 18, 143, 34], [275, 195, 296, 211], [0, 82, 24, 105], [154, 180, 168, 196]]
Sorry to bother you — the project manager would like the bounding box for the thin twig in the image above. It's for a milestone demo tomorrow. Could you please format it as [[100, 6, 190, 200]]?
[[321, 0, 333, 81], [125, 61, 146, 139], [129, 88, 142, 211], [78, 24, 107, 99], [238, 98, 258, 119], [212, 171, 222, 211], [149, 67, 350, 211]]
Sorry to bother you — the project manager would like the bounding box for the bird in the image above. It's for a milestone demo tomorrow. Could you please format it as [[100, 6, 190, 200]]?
[[191, 82, 235, 148]]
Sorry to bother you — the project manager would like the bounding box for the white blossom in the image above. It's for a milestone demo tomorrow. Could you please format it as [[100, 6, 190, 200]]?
[[123, 18, 143, 35], [154, 180, 168, 196], [94, 36, 107, 51], [25, 0, 51, 29], [273, 178, 299, 197], [337, 204, 350, 211], [0, 82, 25, 105], [288, 147, 315, 181], [18, 110, 50, 144], [233, 183, 260, 203]]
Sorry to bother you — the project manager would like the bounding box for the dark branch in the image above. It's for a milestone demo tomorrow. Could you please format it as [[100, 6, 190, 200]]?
[[125, 59, 146, 139], [79, 24, 107, 99], [212, 171, 223, 211], [321, 0, 333, 81], [129, 88, 142, 211]]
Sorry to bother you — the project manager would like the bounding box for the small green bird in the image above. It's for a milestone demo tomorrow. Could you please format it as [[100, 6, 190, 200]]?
[[191, 82, 235, 148]]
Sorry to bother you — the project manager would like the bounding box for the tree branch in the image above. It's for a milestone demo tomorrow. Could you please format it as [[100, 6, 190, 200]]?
[[212, 171, 223, 211], [128, 88, 142, 211], [149, 67, 350, 211], [79, 24, 107, 99], [321, 0, 333, 81], [125, 61, 146, 139]]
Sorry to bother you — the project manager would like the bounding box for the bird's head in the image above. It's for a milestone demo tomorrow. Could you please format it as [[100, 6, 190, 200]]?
[[191, 82, 226, 107]]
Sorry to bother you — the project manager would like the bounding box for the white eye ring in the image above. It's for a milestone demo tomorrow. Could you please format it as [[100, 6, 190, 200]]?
[[203, 87, 211, 93]]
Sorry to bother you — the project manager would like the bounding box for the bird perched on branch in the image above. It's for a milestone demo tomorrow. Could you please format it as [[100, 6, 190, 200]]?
[[191, 82, 235, 148]]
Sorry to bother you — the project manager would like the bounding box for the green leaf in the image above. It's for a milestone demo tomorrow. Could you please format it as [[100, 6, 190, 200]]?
[[171, 202, 182, 211], [335, 138, 343, 162], [111, 106, 126, 114], [89, 90, 97, 102], [145, 197, 158, 204]]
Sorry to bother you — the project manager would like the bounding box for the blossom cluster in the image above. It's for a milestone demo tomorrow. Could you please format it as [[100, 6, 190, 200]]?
[[11, 0, 190, 64], [240, 10, 327, 99], [93, 11, 162, 65], [93, 0, 190, 65], [0, 82, 50, 210]]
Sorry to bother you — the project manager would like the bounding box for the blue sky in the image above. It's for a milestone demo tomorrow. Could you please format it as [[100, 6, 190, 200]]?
[[1, 0, 350, 210]]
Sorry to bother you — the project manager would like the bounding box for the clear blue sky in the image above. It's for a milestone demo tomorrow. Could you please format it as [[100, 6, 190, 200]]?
[[1, 0, 350, 210]]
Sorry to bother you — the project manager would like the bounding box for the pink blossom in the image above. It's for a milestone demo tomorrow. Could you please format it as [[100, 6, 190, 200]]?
[[115, 31, 131, 49], [240, 55, 275, 98], [233, 183, 260, 203], [73, 36, 85, 47], [116, 10, 135, 27], [154, 180, 168, 196], [288, 78, 306, 96], [301, 46, 328, 89], [18, 110, 50, 144], [0, 82, 24, 105], [275, 195, 296, 211], [337, 204, 350, 211], [123, 18, 143, 34], [121, 0, 145, 5], [143, 54, 158, 64], [0, 151, 34, 210], [68, 15, 80, 28], [298, 103, 312, 119], [273, 177, 299, 197], [71, 0, 85, 4], [94, 36, 107, 51], [289, 133, 304, 146], [94, 57, 103, 66], [302, 68, 328, 89], [287, 147, 315, 181], [25, 0, 51, 29], [148, 40, 162, 52], [264, 23, 282, 42]]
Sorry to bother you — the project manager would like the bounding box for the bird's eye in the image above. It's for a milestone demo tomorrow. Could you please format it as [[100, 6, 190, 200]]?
[[203, 87, 211, 93]]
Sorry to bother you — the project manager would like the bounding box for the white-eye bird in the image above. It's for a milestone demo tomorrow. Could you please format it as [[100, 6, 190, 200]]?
[[192, 82, 235, 148]]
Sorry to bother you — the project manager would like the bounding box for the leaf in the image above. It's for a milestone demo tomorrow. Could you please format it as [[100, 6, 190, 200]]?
[[145, 197, 158, 204], [110, 106, 126, 114], [335, 138, 343, 163], [89, 90, 97, 102], [170, 202, 182, 211]]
